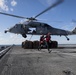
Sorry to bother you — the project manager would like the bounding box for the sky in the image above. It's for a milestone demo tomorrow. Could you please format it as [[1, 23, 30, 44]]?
[[0, 0, 76, 45]]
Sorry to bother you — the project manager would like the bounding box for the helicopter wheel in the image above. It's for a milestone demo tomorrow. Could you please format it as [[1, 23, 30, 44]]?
[[65, 36, 70, 41], [22, 34, 27, 38], [67, 38, 69, 41]]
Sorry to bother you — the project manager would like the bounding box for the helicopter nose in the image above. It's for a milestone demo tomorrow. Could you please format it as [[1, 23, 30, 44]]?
[[4, 29, 12, 33], [9, 26, 15, 32], [8, 26, 19, 34], [4, 30, 7, 33]]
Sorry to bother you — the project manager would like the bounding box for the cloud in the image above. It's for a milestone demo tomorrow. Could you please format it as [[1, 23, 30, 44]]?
[[0, 0, 9, 11], [0, 32, 3, 37], [11, 0, 17, 7], [9, 34, 26, 44], [0, 0, 17, 11], [0, 34, 25, 45]]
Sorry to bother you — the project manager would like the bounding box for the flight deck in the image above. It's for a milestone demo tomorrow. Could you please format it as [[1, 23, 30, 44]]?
[[0, 45, 76, 75]]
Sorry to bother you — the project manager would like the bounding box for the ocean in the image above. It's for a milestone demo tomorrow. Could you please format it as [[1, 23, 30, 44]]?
[[0, 45, 11, 51], [58, 44, 76, 48]]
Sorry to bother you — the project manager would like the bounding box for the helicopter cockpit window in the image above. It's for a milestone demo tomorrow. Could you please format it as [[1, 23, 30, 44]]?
[[14, 24, 18, 28]]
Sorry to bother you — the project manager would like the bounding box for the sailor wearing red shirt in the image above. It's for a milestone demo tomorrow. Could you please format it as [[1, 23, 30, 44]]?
[[38, 34, 45, 50], [45, 32, 52, 53]]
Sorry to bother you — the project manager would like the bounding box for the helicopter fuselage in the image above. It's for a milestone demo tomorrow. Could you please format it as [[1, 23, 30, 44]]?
[[5, 21, 75, 40]]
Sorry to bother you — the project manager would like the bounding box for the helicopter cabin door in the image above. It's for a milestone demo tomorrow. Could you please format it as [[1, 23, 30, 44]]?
[[36, 24, 48, 34]]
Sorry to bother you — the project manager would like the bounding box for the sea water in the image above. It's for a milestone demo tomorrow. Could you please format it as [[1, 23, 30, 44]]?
[[58, 44, 76, 47]]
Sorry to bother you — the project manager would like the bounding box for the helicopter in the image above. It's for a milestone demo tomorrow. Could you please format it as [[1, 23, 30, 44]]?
[[0, 0, 76, 41]]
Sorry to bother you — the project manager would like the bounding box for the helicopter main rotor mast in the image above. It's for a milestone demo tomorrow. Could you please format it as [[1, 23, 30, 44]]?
[[0, 0, 64, 21]]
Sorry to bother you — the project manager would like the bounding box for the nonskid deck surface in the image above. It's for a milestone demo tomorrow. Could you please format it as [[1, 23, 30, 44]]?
[[0, 46, 76, 75]]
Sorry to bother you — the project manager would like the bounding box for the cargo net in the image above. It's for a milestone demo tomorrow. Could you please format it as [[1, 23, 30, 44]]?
[[22, 40, 58, 49]]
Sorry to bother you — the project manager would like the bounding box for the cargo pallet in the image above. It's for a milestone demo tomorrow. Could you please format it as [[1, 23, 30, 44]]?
[[22, 40, 58, 49]]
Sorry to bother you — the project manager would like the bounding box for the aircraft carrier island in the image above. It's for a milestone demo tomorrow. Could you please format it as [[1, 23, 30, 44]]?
[[0, 45, 76, 75]]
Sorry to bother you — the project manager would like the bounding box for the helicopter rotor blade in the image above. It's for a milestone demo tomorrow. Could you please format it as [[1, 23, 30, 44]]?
[[0, 0, 64, 21], [0, 12, 26, 19], [34, 0, 64, 18]]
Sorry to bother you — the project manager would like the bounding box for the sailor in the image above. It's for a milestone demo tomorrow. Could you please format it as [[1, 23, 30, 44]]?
[[38, 34, 45, 50], [45, 32, 52, 53]]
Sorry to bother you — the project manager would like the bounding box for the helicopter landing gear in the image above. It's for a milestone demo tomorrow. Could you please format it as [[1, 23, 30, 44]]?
[[22, 34, 27, 38], [65, 36, 70, 41]]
